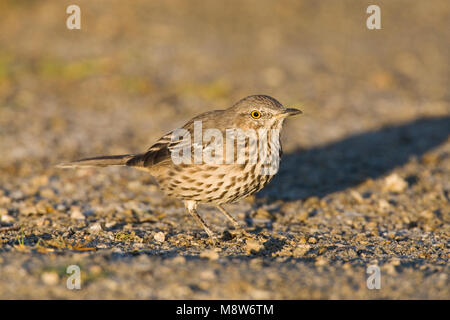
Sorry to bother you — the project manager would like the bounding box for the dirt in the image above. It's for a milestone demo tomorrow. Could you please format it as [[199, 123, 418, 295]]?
[[0, 0, 448, 299]]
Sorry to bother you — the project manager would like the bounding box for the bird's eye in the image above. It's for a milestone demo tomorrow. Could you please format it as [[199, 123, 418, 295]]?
[[251, 110, 261, 119]]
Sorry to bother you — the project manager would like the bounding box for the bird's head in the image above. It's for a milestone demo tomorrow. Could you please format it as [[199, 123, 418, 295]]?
[[227, 95, 302, 130]]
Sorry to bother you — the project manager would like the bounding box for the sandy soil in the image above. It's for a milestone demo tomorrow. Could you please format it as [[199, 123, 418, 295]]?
[[0, 0, 448, 299]]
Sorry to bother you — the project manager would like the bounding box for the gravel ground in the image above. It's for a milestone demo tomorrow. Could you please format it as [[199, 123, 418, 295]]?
[[0, 0, 448, 299]]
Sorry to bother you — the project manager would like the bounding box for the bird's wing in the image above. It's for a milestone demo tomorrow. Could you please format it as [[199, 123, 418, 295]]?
[[126, 109, 225, 169]]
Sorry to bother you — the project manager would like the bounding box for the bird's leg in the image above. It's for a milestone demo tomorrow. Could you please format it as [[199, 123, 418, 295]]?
[[216, 205, 253, 238], [185, 201, 216, 245], [216, 205, 242, 229]]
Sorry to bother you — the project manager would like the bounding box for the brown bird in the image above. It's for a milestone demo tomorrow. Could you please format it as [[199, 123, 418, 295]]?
[[58, 95, 301, 243]]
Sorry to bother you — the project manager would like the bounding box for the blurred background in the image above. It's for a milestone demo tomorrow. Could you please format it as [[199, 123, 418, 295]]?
[[0, 0, 448, 299], [0, 0, 448, 173]]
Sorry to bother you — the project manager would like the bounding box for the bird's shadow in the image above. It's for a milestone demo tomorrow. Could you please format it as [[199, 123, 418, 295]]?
[[257, 116, 450, 201]]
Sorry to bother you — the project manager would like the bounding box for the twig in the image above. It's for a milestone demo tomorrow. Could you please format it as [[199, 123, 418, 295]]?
[[0, 225, 20, 232]]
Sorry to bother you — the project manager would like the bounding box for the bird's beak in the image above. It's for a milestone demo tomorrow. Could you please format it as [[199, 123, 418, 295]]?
[[281, 108, 302, 117]]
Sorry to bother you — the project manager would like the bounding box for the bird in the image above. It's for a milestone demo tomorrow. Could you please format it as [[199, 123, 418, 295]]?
[[58, 95, 302, 244]]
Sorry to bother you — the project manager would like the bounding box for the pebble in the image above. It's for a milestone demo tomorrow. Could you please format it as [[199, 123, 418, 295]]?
[[200, 249, 219, 260], [172, 256, 186, 265], [378, 199, 391, 211], [89, 265, 103, 276], [40, 188, 55, 198], [383, 173, 408, 193], [0, 196, 11, 205], [308, 237, 317, 244], [154, 231, 165, 243], [70, 208, 86, 220], [419, 210, 434, 220], [366, 221, 378, 230], [315, 257, 328, 266], [20, 206, 38, 215], [89, 223, 103, 233], [0, 214, 15, 223], [105, 221, 117, 228], [350, 190, 364, 203], [293, 244, 311, 257], [41, 272, 59, 286], [246, 239, 264, 253], [10, 191, 24, 200], [199, 269, 216, 280], [133, 243, 144, 249], [296, 211, 309, 221], [254, 208, 272, 220]]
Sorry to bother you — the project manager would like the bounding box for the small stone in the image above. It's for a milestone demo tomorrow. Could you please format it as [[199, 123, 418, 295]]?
[[20, 206, 38, 215], [305, 196, 320, 206], [298, 236, 307, 244], [221, 230, 234, 241], [40, 188, 55, 198], [200, 249, 219, 260], [89, 265, 102, 276], [421, 153, 439, 165], [70, 208, 85, 220], [389, 258, 401, 266], [246, 239, 264, 253], [105, 221, 116, 229], [383, 173, 408, 193], [89, 223, 103, 233], [56, 204, 66, 211], [383, 263, 397, 276], [199, 269, 216, 280], [127, 181, 142, 191], [293, 244, 311, 257], [250, 289, 271, 299], [315, 257, 327, 266], [378, 199, 390, 211], [254, 208, 272, 220], [36, 218, 51, 227], [419, 210, 434, 220], [0, 196, 11, 205], [308, 237, 317, 244], [367, 221, 378, 230], [154, 231, 165, 243], [133, 243, 144, 249], [249, 258, 262, 268], [10, 191, 24, 200], [35, 203, 48, 214], [123, 223, 133, 230], [350, 190, 364, 204], [31, 175, 49, 187], [318, 247, 327, 254], [296, 211, 309, 221], [41, 272, 59, 285], [172, 256, 186, 265], [346, 248, 357, 258], [0, 214, 15, 223]]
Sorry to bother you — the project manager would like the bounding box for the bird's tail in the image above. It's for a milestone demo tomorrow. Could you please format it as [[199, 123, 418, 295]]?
[[56, 154, 136, 168]]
